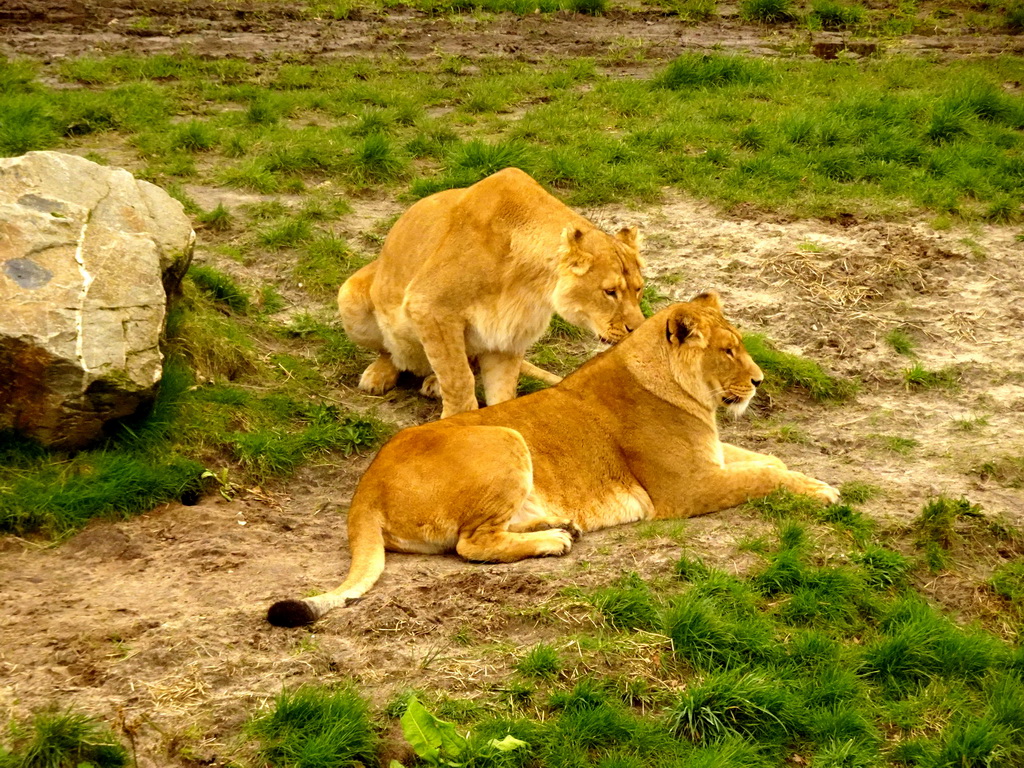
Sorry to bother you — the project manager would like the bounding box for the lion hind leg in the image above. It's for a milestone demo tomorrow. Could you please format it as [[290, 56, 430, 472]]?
[[457, 528, 573, 563], [479, 351, 522, 406], [508, 515, 583, 541]]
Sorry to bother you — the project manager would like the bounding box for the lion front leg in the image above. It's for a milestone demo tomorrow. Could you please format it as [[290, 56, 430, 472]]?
[[721, 442, 786, 470], [358, 353, 400, 395], [680, 463, 840, 518], [411, 314, 478, 418]]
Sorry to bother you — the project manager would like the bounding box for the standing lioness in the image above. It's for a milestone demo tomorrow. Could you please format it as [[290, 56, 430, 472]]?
[[268, 292, 840, 627], [339, 167, 645, 418]]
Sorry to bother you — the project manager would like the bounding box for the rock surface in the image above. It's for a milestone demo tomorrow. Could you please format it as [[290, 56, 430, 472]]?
[[0, 151, 194, 450]]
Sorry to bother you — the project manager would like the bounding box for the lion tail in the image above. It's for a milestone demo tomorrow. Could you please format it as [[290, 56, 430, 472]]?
[[520, 360, 562, 387], [266, 507, 385, 628]]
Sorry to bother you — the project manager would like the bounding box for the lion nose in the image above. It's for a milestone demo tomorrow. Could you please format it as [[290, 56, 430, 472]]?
[[752, 378, 763, 387], [625, 324, 636, 333]]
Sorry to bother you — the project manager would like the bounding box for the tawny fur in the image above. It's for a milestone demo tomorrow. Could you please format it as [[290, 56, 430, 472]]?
[[267, 293, 841, 627], [337, 167, 646, 419]]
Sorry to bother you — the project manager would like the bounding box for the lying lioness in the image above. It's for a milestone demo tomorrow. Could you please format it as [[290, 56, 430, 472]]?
[[268, 292, 840, 627], [338, 167, 645, 418]]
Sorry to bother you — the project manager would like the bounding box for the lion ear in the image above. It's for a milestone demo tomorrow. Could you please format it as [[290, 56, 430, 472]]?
[[616, 226, 646, 271], [559, 226, 591, 276], [616, 226, 643, 250], [665, 308, 706, 348], [691, 290, 723, 311]]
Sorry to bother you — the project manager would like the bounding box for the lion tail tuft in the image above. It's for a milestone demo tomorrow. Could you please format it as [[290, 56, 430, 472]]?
[[266, 510, 385, 627]]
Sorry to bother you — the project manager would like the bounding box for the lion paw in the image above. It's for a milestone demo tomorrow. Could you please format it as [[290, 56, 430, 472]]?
[[440, 398, 479, 419], [540, 529, 574, 557], [359, 359, 399, 395], [789, 473, 841, 505], [562, 522, 584, 541], [419, 374, 442, 399]]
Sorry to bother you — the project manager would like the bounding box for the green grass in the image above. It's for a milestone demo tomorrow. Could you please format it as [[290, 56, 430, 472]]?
[[884, 328, 917, 357], [67, 498, 1014, 768], [0, 709, 128, 768], [990, 558, 1024, 609], [740, 0, 795, 22], [589, 572, 662, 631], [903, 362, 961, 391], [742, 334, 856, 403], [248, 685, 376, 768], [188, 264, 250, 313], [913, 496, 985, 571], [0, 443, 207, 537], [809, 0, 865, 28], [668, 668, 797, 743], [4, 54, 1023, 218], [839, 481, 881, 504], [409, 526, 1024, 767], [974, 456, 1024, 488], [295, 236, 368, 295], [196, 202, 234, 232], [257, 218, 315, 250], [871, 434, 919, 455], [654, 53, 774, 90], [516, 644, 563, 680], [0, 264, 388, 536]]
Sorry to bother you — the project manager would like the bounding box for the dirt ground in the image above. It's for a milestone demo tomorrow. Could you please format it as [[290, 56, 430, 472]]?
[[3, 0, 1023, 66], [2, 4, 1024, 767]]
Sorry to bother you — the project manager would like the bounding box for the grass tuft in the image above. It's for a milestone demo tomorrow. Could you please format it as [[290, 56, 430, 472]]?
[[903, 362, 960, 391], [851, 545, 913, 590], [196, 203, 234, 232], [516, 643, 562, 680], [990, 559, 1024, 607], [655, 54, 773, 91], [2, 709, 128, 768], [668, 669, 797, 743], [974, 455, 1024, 488], [884, 328, 917, 357], [809, 0, 865, 28], [742, 334, 856, 403], [740, 0, 795, 22], [589, 572, 661, 631], [248, 685, 376, 768], [746, 488, 825, 520], [187, 265, 250, 313]]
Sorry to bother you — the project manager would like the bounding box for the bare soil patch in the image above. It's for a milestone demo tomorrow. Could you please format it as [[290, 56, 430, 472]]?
[[2, 0, 1021, 67]]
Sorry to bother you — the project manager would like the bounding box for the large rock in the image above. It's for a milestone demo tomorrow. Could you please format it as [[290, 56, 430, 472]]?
[[0, 151, 195, 450]]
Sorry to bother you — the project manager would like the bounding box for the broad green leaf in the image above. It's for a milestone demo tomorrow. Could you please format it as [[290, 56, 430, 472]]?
[[389, 761, 405, 768], [401, 697, 443, 762], [487, 734, 529, 752], [400, 696, 467, 763]]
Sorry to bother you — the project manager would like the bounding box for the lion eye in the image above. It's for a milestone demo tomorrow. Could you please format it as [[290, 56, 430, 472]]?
[[724, 348, 735, 358], [604, 288, 618, 298]]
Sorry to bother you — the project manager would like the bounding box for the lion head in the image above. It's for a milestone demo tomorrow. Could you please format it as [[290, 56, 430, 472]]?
[[664, 292, 763, 417], [552, 226, 646, 344]]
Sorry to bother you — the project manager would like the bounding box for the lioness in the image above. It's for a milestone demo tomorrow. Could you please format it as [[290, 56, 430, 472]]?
[[338, 167, 645, 418], [268, 292, 840, 627]]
